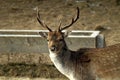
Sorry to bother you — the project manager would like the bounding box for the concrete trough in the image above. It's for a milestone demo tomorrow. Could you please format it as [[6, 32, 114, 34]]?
[[0, 30, 105, 78], [0, 30, 103, 53]]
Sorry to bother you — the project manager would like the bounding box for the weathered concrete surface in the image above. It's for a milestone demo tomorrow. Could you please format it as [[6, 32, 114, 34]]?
[[0, 37, 96, 53], [0, 30, 100, 53], [0, 30, 102, 64], [0, 37, 48, 53]]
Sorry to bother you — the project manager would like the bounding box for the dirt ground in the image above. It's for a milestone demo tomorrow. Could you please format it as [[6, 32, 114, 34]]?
[[0, 0, 120, 79]]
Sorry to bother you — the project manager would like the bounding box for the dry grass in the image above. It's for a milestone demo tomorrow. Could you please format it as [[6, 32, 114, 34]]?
[[0, 76, 67, 80], [0, 63, 67, 79]]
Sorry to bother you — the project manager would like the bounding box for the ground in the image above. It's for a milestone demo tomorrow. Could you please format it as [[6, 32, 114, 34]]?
[[0, 0, 120, 80]]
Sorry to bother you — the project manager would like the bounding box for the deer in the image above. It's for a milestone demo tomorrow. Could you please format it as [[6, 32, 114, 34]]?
[[37, 7, 120, 80]]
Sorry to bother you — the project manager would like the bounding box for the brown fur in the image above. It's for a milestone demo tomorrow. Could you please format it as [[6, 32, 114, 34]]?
[[40, 30, 120, 80], [37, 7, 120, 80], [68, 43, 120, 79]]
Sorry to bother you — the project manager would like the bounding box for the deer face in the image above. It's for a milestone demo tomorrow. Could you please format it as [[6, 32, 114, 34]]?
[[47, 31, 65, 53], [37, 7, 79, 54], [39, 30, 70, 54]]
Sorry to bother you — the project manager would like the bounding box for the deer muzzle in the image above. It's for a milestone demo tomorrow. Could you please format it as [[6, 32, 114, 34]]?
[[50, 45, 58, 52]]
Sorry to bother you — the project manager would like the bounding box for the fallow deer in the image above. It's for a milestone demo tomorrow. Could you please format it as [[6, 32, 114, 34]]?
[[37, 7, 120, 80]]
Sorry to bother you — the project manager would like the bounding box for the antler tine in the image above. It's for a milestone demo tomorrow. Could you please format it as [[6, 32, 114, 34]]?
[[37, 8, 52, 32], [58, 20, 62, 31], [61, 7, 80, 31]]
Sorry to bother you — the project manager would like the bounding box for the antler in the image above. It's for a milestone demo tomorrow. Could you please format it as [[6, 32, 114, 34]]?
[[58, 20, 62, 31], [37, 8, 52, 32], [60, 7, 80, 31]]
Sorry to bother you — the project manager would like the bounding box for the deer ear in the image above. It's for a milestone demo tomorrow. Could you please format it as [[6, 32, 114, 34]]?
[[64, 30, 71, 38], [39, 32, 48, 38]]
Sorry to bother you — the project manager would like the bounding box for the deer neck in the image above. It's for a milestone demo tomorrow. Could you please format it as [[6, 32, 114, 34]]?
[[49, 42, 73, 77]]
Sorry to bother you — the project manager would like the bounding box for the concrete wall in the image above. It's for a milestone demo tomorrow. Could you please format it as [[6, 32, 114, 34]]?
[[0, 30, 102, 65]]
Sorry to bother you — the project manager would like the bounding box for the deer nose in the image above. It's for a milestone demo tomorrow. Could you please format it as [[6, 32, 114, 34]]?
[[50, 45, 56, 52]]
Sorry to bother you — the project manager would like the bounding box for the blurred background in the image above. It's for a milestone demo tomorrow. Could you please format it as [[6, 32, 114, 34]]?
[[0, 0, 120, 80]]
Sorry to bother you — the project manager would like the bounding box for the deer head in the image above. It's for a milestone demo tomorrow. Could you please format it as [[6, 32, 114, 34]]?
[[37, 7, 79, 54]]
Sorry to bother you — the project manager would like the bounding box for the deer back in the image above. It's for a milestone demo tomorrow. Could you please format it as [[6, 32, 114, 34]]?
[[75, 43, 120, 79]]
